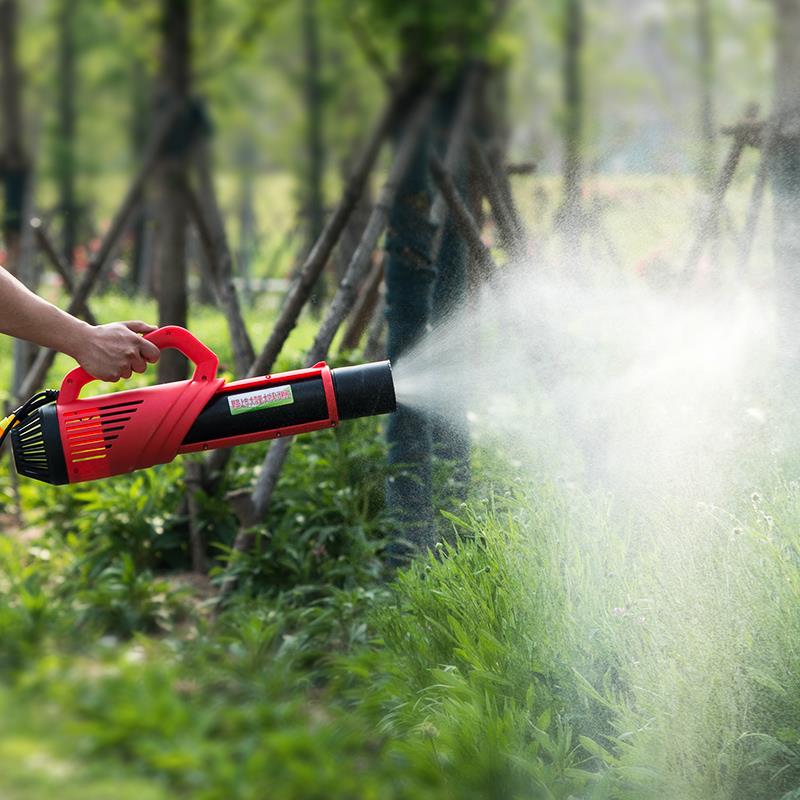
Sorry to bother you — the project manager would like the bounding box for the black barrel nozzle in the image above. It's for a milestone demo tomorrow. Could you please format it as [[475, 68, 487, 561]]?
[[331, 360, 396, 421]]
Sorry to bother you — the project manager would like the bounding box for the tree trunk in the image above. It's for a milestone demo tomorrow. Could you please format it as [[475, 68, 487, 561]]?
[[771, 0, 800, 369], [129, 57, 151, 291], [0, 0, 28, 279], [155, 0, 191, 383], [384, 115, 437, 558], [303, 0, 326, 311], [236, 141, 258, 304], [560, 0, 584, 257], [696, 0, 716, 186], [430, 154, 470, 502], [57, 0, 78, 264], [429, 74, 477, 508], [383, 71, 480, 560]]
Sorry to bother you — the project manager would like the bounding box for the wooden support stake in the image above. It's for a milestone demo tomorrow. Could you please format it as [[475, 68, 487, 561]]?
[[181, 153, 256, 560], [429, 153, 497, 282], [345, 16, 394, 90], [15, 102, 181, 402], [248, 79, 421, 380], [183, 156, 255, 377], [738, 118, 777, 276], [469, 135, 527, 260], [339, 256, 383, 352], [682, 105, 760, 279], [363, 293, 386, 361], [30, 217, 97, 324]]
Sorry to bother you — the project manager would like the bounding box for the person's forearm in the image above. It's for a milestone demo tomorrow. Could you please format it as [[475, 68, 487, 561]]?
[[0, 267, 89, 358]]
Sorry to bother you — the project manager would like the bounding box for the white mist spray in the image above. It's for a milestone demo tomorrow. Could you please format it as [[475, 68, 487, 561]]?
[[393, 268, 773, 499], [391, 260, 785, 797]]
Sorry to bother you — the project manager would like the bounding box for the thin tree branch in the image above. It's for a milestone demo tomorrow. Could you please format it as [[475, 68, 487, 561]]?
[[194, 0, 288, 82], [30, 217, 97, 325], [15, 102, 182, 402], [429, 153, 496, 282], [247, 75, 421, 380], [184, 150, 256, 376], [345, 16, 394, 90]]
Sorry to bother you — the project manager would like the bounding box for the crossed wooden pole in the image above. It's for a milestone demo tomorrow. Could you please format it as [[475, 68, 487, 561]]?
[[8, 66, 532, 590]]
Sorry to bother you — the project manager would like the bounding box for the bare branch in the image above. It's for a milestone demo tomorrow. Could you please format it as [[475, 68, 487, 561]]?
[[30, 217, 97, 325], [184, 150, 255, 377], [247, 75, 421, 379], [15, 102, 182, 402], [429, 154, 496, 282], [346, 16, 394, 90]]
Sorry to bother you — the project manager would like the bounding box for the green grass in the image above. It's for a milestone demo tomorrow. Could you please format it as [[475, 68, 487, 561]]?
[[0, 689, 171, 800], [6, 449, 800, 798]]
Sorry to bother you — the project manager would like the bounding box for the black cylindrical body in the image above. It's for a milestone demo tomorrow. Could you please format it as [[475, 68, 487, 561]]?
[[182, 374, 329, 445], [182, 360, 396, 445]]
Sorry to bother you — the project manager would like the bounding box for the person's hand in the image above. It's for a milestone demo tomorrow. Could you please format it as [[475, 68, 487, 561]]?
[[73, 321, 161, 382]]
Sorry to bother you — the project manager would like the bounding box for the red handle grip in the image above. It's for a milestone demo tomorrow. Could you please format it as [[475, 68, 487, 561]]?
[[59, 326, 219, 404]]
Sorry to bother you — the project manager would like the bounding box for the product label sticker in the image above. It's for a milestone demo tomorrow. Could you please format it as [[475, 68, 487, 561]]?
[[228, 385, 294, 416]]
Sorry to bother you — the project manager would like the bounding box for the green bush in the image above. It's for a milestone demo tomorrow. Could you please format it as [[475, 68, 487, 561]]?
[[0, 537, 64, 673], [217, 418, 392, 596]]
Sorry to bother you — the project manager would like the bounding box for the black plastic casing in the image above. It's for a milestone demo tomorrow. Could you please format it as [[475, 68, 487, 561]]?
[[11, 403, 69, 486], [182, 375, 330, 445], [331, 361, 396, 420], [183, 360, 396, 445]]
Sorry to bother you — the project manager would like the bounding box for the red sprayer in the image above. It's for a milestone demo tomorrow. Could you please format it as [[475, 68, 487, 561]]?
[[1, 326, 396, 486]]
